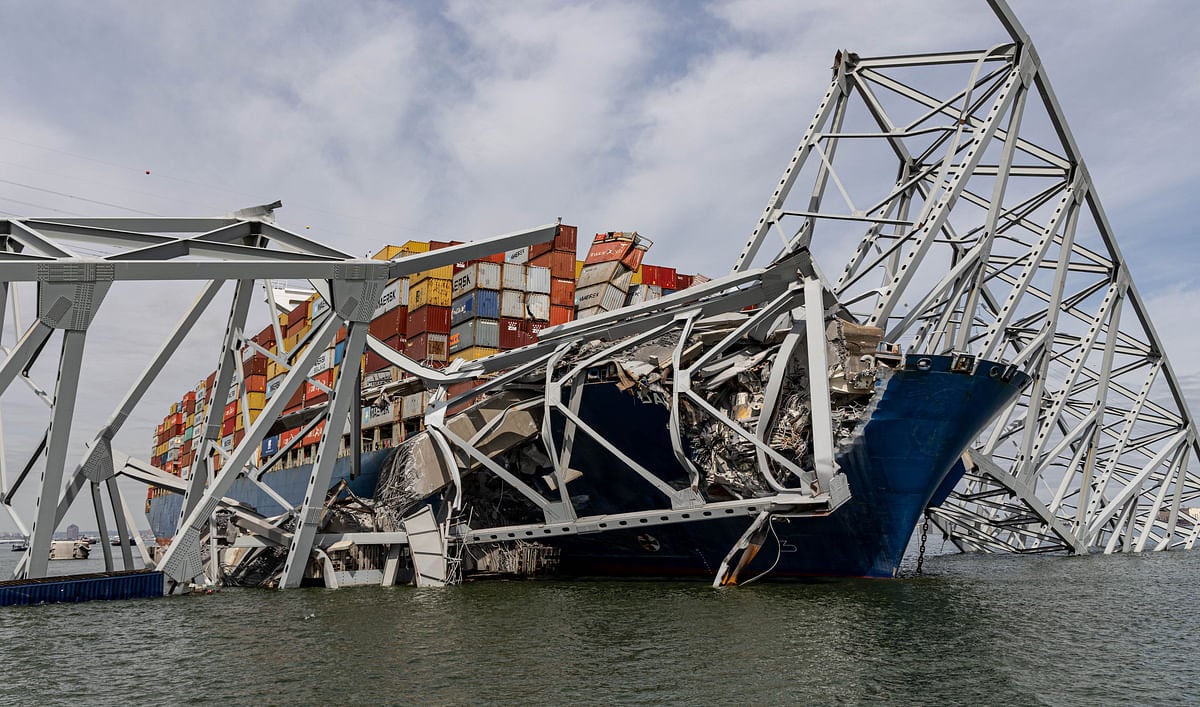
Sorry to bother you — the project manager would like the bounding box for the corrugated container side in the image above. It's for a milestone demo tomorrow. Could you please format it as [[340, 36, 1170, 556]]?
[[401, 391, 427, 419], [575, 283, 628, 311], [409, 278, 453, 310], [525, 265, 551, 294], [374, 280, 403, 315], [410, 264, 454, 284], [499, 317, 525, 349], [407, 305, 452, 335], [449, 319, 500, 352], [550, 305, 573, 326], [266, 374, 285, 399], [308, 347, 334, 376], [451, 289, 501, 326], [549, 251, 575, 279], [554, 224, 577, 251], [675, 273, 694, 290], [526, 293, 550, 321], [502, 263, 527, 290], [550, 277, 575, 306], [577, 260, 626, 288], [407, 332, 448, 362], [362, 399, 396, 428], [454, 346, 498, 361], [527, 320, 549, 340], [500, 290, 525, 319], [529, 241, 554, 259]]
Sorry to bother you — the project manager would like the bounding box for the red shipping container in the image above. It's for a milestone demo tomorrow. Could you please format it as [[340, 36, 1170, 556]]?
[[335, 325, 347, 344], [233, 429, 245, 447], [286, 301, 310, 329], [284, 385, 304, 413], [549, 251, 575, 279], [550, 277, 575, 306], [528, 252, 551, 268], [206, 371, 216, 389], [529, 241, 553, 260], [498, 317, 526, 349], [302, 419, 327, 447], [553, 224, 577, 252], [447, 379, 482, 415], [675, 273, 694, 290], [584, 240, 632, 265], [245, 354, 268, 377], [642, 265, 677, 288], [363, 350, 388, 373], [369, 306, 407, 339], [245, 374, 267, 393], [221, 417, 235, 435], [280, 427, 301, 449], [407, 305, 452, 335], [480, 252, 506, 265], [223, 401, 238, 421], [252, 325, 276, 349], [527, 320, 548, 341], [550, 305, 573, 326], [182, 439, 193, 455]]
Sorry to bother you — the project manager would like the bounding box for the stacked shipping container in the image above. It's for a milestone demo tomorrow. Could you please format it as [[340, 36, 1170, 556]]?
[[147, 222, 708, 487]]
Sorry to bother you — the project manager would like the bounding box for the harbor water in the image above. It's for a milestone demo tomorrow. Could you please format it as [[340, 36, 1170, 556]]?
[[0, 546, 1196, 705]]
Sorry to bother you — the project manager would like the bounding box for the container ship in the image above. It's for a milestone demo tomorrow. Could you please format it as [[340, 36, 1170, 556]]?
[[146, 225, 1028, 585]]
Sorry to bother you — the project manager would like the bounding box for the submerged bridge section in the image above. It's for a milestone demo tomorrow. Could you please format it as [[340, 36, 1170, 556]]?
[[731, 0, 1200, 553], [0, 0, 1196, 593]]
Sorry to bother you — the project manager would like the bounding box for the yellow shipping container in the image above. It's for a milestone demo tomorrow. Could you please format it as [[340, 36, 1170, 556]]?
[[410, 265, 454, 284], [267, 360, 281, 380], [235, 413, 244, 432], [372, 245, 405, 261], [400, 240, 431, 254], [575, 260, 584, 279], [454, 346, 499, 362], [409, 277, 453, 309], [246, 392, 267, 411], [631, 266, 642, 285]]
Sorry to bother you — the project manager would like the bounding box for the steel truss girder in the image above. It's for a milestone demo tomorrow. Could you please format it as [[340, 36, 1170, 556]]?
[[396, 254, 853, 573], [0, 212, 557, 581], [731, 0, 1200, 554]]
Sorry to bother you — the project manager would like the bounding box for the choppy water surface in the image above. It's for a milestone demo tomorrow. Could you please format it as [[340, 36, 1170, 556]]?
[[0, 548, 1196, 705]]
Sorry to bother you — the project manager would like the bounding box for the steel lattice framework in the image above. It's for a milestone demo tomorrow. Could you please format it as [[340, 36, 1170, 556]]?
[[732, 1, 1200, 553], [0, 208, 556, 583], [1, 0, 1197, 591]]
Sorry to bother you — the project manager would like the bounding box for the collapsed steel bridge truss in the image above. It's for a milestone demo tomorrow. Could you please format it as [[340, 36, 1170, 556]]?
[[732, 0, 1200, 553], [0, 209, 558, 584], [1, 0, 1196, 590]]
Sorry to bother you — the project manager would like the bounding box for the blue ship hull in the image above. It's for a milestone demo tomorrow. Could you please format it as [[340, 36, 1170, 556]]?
[[147, 450, 391, 544], [147, 355, 1025, 581], [542, 354, 1026, 579]]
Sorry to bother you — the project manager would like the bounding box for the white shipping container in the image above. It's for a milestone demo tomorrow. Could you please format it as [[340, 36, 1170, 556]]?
[[221, 434, 234, 453], [526, 293, 551, 321], [226, 384, 240, 404], [374, 280, 403, 316], [309, 347, 334, 376], [362, 368, 394, 389], [525, 265, 551, 294], [504, 246, 529, 264], [451, 261, 502, 297], [577, 261, 627, 289], [500, 289, 526, 318], [265, 374, 285, 399], [362, 399, 396, 428], [575, 283, 628, 311], [311, 297, 330, 318], [401, 391, 427, 419], [502, 263, 527, 291]]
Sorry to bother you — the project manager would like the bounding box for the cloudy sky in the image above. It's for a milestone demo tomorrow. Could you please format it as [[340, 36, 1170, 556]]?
[[0, 0, 1196, 533]]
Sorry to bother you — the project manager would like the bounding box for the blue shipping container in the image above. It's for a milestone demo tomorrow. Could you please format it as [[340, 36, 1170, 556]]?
[[262, 435, 280, 458], [451, 290, 500, 326], [334, 340, 346, 365]]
